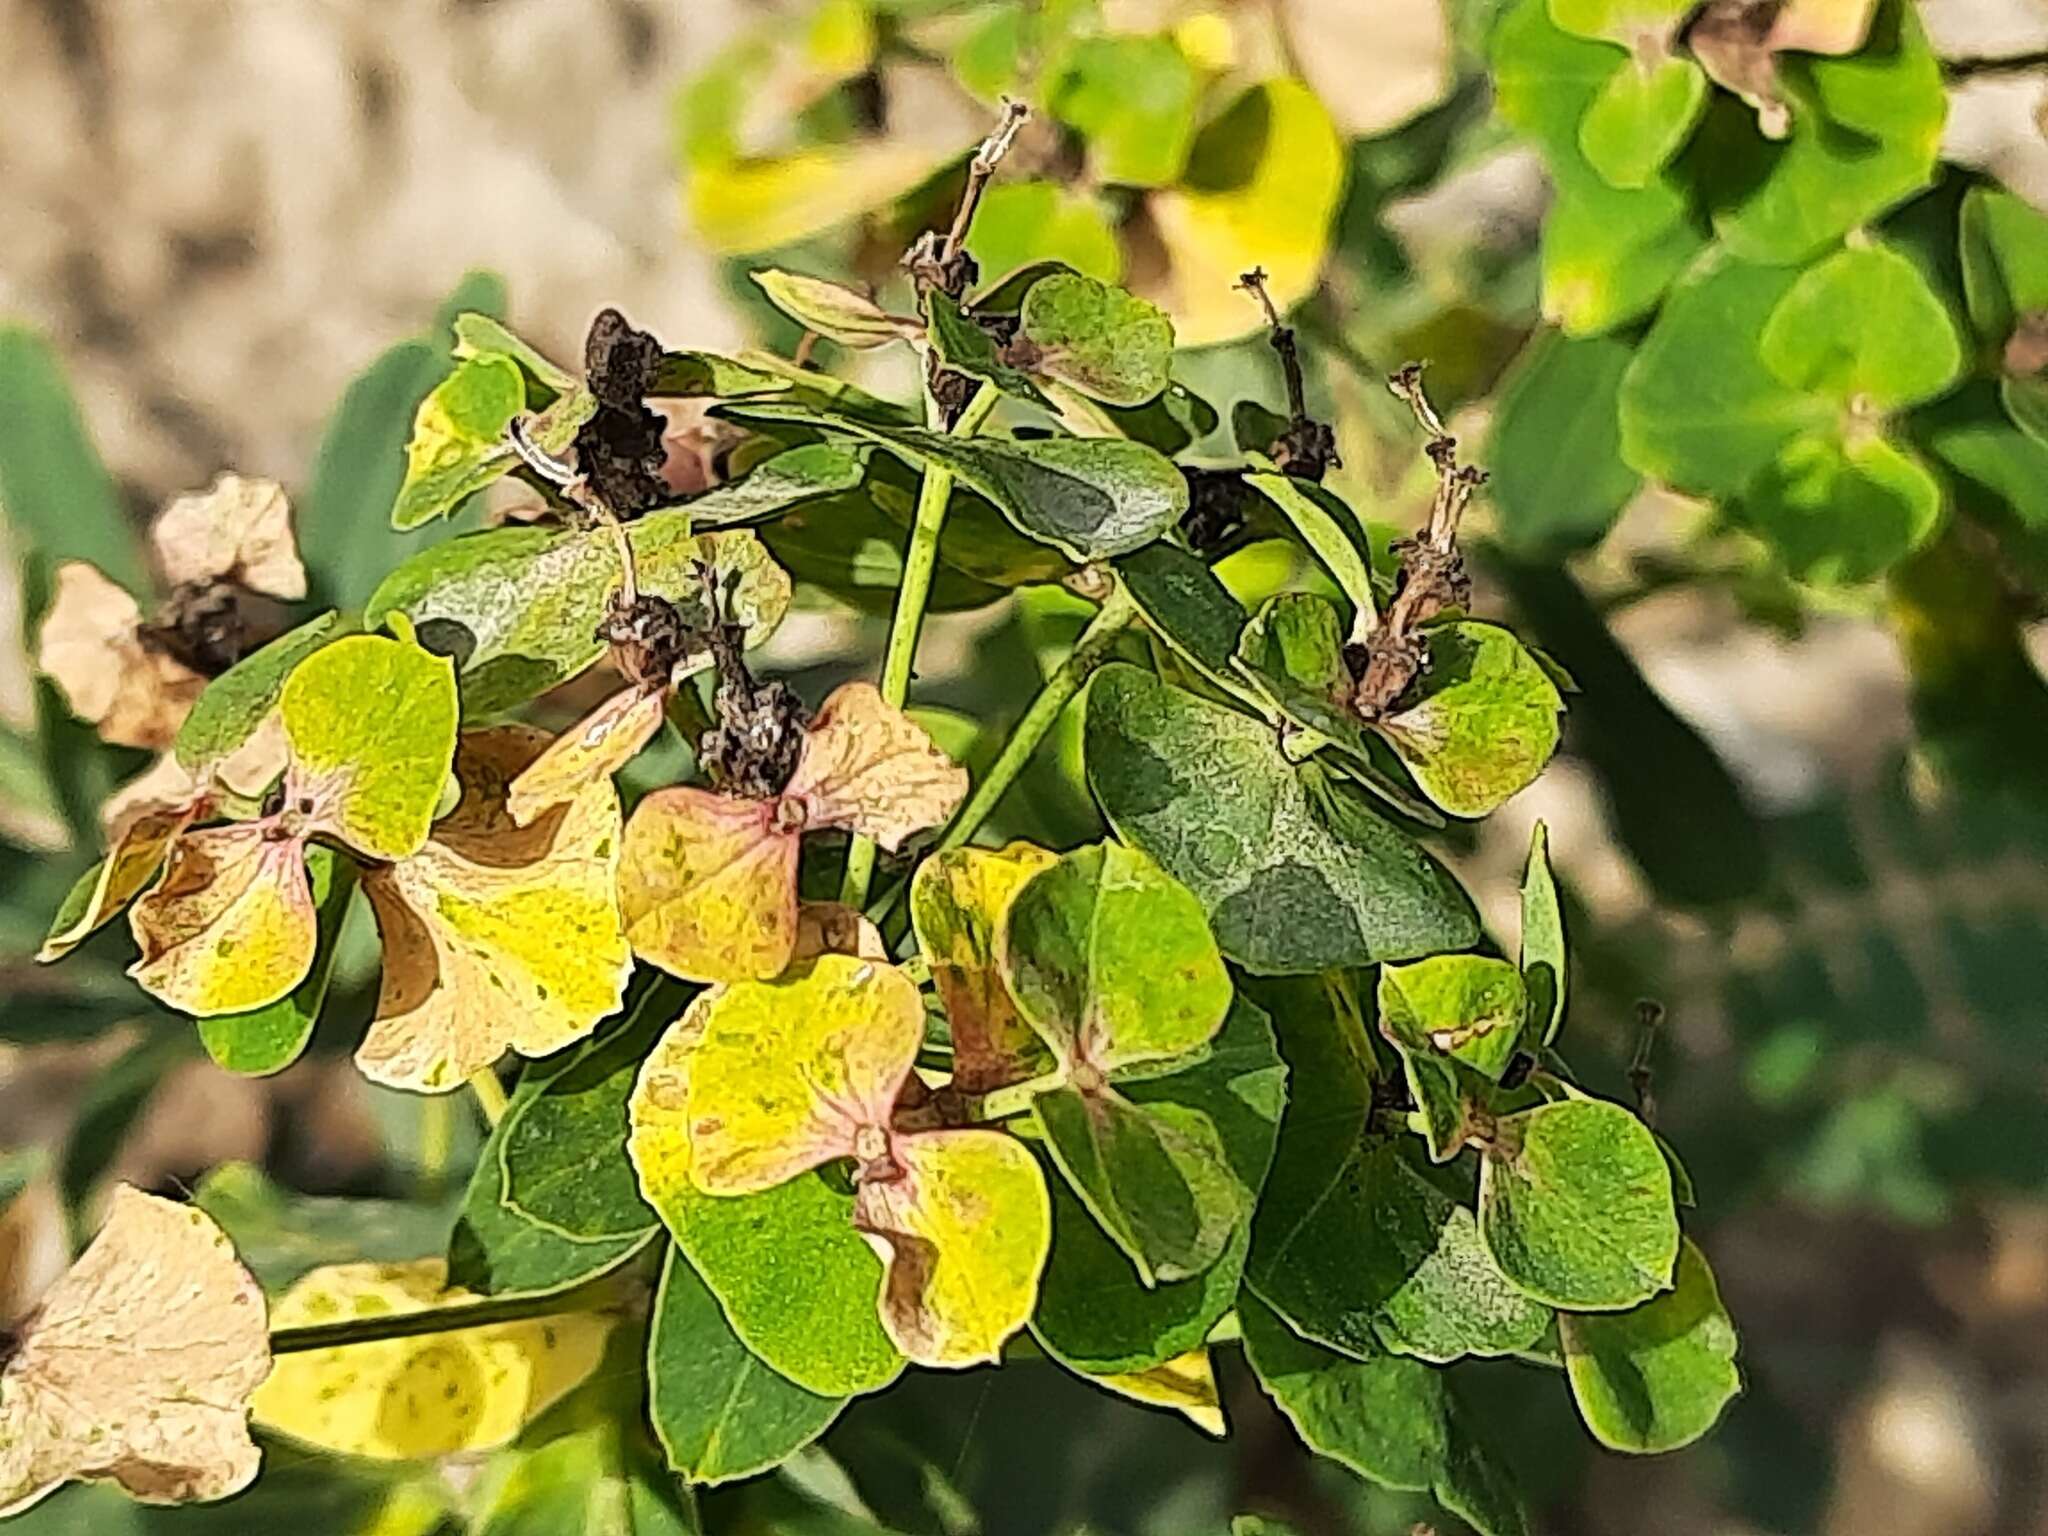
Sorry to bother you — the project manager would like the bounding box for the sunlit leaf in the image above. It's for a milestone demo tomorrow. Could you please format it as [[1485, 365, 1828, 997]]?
[[1150, 80, 1348, 348], [252, 1260, 608, 1459], [0, 1186, 268, 1517], [198, 847, 358, 1076], [175, 612, 346, 775], [1561, 1239, 1740, 1452], [38, 799, 199, 963], [1578, 55, 1708, 190], [853, 1129, 1051, 1367], [392, 353, 525, 530], [1520, 822, 1567, 1046], [1377, 622, 1563, 817], [1478, 1098, 1679, 1309], [1001, 841, 1231, 1071], [506, 684, 669, 828], [619, 787, 800, 985], [910, 842, 1060, 1093], [783, 682, 968, 852], [683, 955, 924, 1195], [1757, 244, 1964, 410], [964, 181, 1124, 288], [751, 270, 920, 349], [1380, 954, 1530, 1085], [1075, 1348, 1226, 1437], [280, 632, 460, 863], [357, 727, 631, 1093], [1047, 34, 1198, 188], [690, 145, 951, 255], [1244, 475, 1378, 644], [127, 824, 319, 1018]]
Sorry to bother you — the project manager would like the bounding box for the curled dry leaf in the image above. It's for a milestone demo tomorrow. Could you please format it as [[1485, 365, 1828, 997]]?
[[654, 956, 1053, 1367], [128, 823, 320, 1017], [506, 683, 670, 827], [253, 1260, 608, 1460], [356, 727, 632, 1093], [620, 684, 963, 984], [39, 798, 202, 964], [37, 562, 206, 751], [150, 474, 307, 601], [0, 1185, 269, 1518]]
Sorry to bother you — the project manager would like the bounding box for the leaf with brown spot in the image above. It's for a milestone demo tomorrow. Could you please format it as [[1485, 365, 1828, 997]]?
[[784, 682, 967, 851], [37, 562, 205, 751], [506, 684, 670, 827], [0, 1184, 269, 1517], [618, 786, 801, 984], [149, 474, 307, 601], [127, 823, 320, 1017], [39, 798, 202, 964], [910, 843, 1059, 1093], [356, 727, 631, 1093]]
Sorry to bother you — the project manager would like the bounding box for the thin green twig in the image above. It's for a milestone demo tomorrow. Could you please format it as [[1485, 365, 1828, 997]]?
[[270, 1279, 622, 1356]]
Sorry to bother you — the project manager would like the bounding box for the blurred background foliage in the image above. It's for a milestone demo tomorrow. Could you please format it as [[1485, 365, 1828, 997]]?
[[3, 0, 2048, 1532]]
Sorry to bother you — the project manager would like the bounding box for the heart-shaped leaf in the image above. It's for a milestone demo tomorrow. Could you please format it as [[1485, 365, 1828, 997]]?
[[1757, 244, 1964, 410], [1378, 622, 1564, 818], [1577, 55, 1708, 190]]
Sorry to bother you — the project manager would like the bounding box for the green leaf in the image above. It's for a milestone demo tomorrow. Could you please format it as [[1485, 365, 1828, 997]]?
[[1561, 1238, 1740, 1452], [676, 444, 871, 529], [925, 291, 1051, 407], [1378, 621, 1564, 818], [1577, 55, 1707, 190], [1697, 0, 1945, 263], [750, 270, 919, 349], [1234, 593, 1378, 765], [1085, 665, 1478, 973], [193, 1161, 453, 1292], [1737, 430, 1944, 585], [1047, 34, 1199, 188], [1486, 329, 1641, 559], [280, 632, 460, 862], [1243, 474, 1377, 642], [1248, 978, 1546, 1362], [964, 181, 1124, 289], [499, 1002, 666, 1246], [1034, 1086, 1245, 1287], [1032, 997, 1285, 1373], [1015, 274, 1173, 407], [196, 848, 357, 1076], [366, 522, 789, 716], [649, 1248, 845, 1485], [1546, 0, 1692, 40], [1380, 954, 1529, 1085], [1001, 842, 1232, 1071], [725, 404, 1189, 562], [1478, 1098, 1679, 1309], [1618, 252, 1833, 498], [2006, 374, 2048, 446], [175, 612, 346, 771], [393, 353, 526, 530], [1958, 185, 2048, 343], [1520, 822, 1567, 1046], [1239, 1295, 1529, 1536], [0, 327, 146, 593], [1757, 244, 1964, 410], [1115, 542, 1246, 680], [302, 272, 506, 611]]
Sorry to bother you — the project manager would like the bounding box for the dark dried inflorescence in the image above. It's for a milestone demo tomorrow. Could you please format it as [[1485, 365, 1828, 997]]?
[[574, 307, 670, 519], [597, 590, 697, 690], [687, 560, 810, 800], [1238, 267, 1341, 483], [1178, 467, 1256, 557], [1344, 363, 1483, 720], [138, 579, 269, 676]]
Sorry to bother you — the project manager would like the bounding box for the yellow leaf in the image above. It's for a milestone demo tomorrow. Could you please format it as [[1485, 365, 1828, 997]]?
[[684, 955, 926, 1195], [619, 786, 800, 984], [128, 823, 319, 1017], [39, 798, 199, 963], [356, 728, 631, 1093], [36, 562, 205, 752], [149, 474, 306, 602], [1148, 80, 1348, 347], [854, 1129, 1051, 1368], [0, 1185, 269, 1517], [909, 843, 1058, 1093], [1085, 1348, 1228, 1436], [785, 682, 968, 851], [1278, 0, 1452, 138], [253, 1260, 607, 1461], [690, 144, 951, 255], [506, 684, 669, 827]]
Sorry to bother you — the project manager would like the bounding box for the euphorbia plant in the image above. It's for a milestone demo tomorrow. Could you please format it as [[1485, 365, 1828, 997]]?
[[12, 104, 1740, 1534]]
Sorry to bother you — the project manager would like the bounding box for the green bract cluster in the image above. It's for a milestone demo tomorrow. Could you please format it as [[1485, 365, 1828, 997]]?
[[15, 198, 1738, 1530]]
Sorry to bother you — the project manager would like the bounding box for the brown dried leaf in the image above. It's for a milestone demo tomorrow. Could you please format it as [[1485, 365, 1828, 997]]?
[[356, 727, 632, 1092], [150, 474, 307, 601], [37, 563, 205, 751], [39, 797, 201, 964], [785, 682, 967, 852], [0, 1185, 269, 1517]]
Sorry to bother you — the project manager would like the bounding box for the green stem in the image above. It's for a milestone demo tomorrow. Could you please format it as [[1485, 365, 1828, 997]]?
[[938, 585, 1137, 852], [468, 1069, 509, 1128], [270, 1280, 620, 1356], [840, 379, 1004, 907]]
